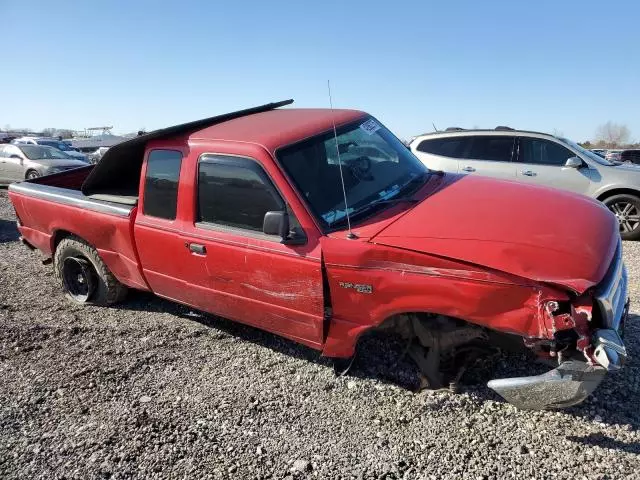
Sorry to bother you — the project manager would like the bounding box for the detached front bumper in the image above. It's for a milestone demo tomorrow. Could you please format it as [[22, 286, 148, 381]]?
[[488, 326, 627, 410], [487, 360, 607, 410]]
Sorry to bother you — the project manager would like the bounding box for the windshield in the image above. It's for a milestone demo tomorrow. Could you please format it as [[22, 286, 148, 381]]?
[[19, 145, 73, 160], [38, 140, 73, 151], [277, 117, 429, 229], [558, 138, 615, 166]]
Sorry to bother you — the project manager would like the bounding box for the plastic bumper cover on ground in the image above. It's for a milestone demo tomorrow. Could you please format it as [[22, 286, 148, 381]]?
[[488, 327, 627, 410]]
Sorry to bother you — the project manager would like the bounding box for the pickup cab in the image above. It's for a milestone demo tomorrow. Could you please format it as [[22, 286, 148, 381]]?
[[8, 100, 629, 410]]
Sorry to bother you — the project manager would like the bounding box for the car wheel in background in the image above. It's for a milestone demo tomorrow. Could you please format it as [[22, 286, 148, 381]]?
[[54, 236, 128, 305], [26, 170, 40, 180], [604, 194, 640, 241]]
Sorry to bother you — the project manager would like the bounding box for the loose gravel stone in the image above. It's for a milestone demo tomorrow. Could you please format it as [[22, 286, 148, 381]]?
[[1, 189, 639, 479]]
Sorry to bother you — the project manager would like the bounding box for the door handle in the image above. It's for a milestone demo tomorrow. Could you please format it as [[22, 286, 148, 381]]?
[[461, 166, 476, 172], [186, 242, 206, 255], [521, 170, 536, 177]]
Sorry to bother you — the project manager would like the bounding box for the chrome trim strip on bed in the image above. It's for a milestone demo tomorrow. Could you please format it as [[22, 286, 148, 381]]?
[[595, 237, 628, 331], [8, 182, 133, 218]]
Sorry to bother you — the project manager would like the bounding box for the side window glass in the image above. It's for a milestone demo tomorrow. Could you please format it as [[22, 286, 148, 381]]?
[[6, 146, 20, 157], [198, 156, 284, 232], [417, 138, 466, 158], [519, 138, 573, 166], [143, 149, 182, 220], [465, 136, 514, 162]]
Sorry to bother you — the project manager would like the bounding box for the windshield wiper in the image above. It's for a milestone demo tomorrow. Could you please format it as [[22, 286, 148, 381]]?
[[397, 171, 432, 194], [328, 172, 429, 228], [331, 194, 421, 227]]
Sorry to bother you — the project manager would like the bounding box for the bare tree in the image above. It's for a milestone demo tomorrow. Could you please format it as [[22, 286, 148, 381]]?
[[42, 128, 56, 137], [595, 121, 631, 148]]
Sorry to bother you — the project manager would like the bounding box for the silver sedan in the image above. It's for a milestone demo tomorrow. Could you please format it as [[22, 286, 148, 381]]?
[[0, 144, 88, 184]]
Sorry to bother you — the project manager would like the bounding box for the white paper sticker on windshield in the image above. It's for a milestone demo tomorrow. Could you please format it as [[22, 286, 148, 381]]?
[[359, 119, 381, 135]]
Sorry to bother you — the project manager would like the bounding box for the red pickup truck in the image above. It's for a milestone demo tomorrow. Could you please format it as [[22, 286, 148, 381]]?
[[8, 100, 629, 410]]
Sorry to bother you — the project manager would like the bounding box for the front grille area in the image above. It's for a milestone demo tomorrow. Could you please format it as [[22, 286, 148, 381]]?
[[594, 238, 628, 331]]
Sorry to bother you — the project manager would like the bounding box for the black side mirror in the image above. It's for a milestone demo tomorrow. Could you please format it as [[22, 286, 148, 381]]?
[[263, 211, 289, 239]]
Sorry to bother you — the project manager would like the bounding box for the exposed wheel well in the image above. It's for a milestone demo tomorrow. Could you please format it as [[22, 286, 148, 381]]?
[[353, 312, 502, 390], [51, 230, 76, 253], [597, 188, 640, 202]]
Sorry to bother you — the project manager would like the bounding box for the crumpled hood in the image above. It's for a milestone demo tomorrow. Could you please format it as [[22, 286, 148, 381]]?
[[371, 174, 619, 293]]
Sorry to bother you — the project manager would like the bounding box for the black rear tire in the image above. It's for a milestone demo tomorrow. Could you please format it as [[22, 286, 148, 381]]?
[[54, 236, 127, 305], [26, 170, 40, 180], [603, 194, 640, 241]]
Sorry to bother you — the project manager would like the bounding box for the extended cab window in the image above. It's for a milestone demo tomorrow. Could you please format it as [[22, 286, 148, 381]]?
[[143, 149, 182, 220], [518, 138, 574, 166], [197, 155, 284, 232]]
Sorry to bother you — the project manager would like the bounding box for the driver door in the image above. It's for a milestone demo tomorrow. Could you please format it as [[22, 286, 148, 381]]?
[[174, 152, 326, 349], [514, 137, 593, 194]]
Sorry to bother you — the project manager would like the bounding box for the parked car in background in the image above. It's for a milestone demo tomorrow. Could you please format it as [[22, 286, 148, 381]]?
[[11, 137, 89, 163], [620, 149, 640, 165], [410, 128, 640, 240], [0, 144, 88, 184], [591, 149, 607, 158], [605, 150, 622, 162]]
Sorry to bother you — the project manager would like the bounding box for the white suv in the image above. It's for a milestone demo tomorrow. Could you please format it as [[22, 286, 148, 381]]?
[[410, 128, 640, 240]]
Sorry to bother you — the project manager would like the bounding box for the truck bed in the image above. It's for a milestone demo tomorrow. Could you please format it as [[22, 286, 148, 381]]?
[[9, 182, 136, 216], [8, 167, 148, 291]]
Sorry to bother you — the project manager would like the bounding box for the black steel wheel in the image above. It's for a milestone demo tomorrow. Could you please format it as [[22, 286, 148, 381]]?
[[61, 257, 96, 303], [54, 236, 127, 305]]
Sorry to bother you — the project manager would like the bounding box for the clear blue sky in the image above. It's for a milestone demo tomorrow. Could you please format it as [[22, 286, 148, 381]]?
[[2, 0, 639, 141]]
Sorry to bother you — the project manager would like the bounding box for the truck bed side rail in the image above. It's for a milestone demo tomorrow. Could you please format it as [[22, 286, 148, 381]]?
[[9, 182, 133, 218]]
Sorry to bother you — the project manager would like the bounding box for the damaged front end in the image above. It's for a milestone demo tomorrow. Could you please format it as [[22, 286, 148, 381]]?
[[377, 241, 630, 410], [489, 240, 630, 410]]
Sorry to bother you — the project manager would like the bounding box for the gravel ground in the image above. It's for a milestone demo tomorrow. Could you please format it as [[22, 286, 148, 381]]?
[[1, 188, 639, 479]]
